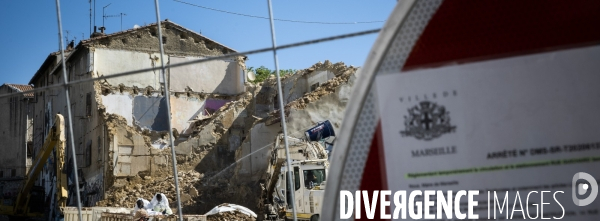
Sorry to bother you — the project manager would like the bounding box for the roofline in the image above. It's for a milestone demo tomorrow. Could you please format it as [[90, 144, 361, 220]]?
[[29, 50, 68, 85], [80, 20, 238, 53], [30, 19, 239, 85], [1, 83, 35, 98], [29, 53, 56, 85]]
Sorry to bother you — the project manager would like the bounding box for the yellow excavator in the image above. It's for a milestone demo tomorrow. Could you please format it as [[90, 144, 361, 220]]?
[[0, 114, 68, 220]]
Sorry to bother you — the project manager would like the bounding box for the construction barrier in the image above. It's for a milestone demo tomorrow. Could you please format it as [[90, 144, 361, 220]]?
[[62, 207, 131, 221], [100, 212, 207, 221]]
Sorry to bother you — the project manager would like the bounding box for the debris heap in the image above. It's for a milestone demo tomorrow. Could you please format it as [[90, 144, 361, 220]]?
[[97, 170, 203, 209], [207, 211, 256, 221]]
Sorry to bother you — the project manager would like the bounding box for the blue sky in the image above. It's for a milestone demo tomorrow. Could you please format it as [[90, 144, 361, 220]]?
[[0, 0, 396, 85]]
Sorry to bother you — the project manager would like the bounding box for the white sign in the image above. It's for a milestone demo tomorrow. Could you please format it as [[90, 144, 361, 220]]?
[[376, 45, 600, 220]]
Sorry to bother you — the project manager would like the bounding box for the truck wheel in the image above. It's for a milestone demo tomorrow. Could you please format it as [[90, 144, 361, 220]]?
[[310, 215, 319, 221]]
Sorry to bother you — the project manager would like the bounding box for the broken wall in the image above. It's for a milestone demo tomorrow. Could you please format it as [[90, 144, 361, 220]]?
[[280, 69, 335, 105], [252, 64, 337, 118], [94, 49, 163, 89], [100, 91, 232, 136], [170, 56, 245, 95], [235, 61, 357, 182], [94, 48, 245, 95], [96, 46, 244, 135], [112, 127, 150, 177]]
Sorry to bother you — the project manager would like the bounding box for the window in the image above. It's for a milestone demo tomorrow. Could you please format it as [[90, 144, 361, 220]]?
[[294, 167, 300, 191], [97, 136, 102, 162], [11, 169, 16, 177], [27, 141, 33, 157], [86, 93, 92, 117], [0, 170, 4, 178], [286, 171, 292, 208], [304, 169, 326, 189], [78, 140, 92, 168], [86, 140, 92, 167], [310, 83, 320, 92]]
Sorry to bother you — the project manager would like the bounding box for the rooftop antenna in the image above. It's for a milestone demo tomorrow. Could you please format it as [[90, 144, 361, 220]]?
[[65, 30, 70, 45], [94, 0, 96, 31], [102, 3, 112, 28], [120, 13, 127, 31], [104, 13, 127, 31], [89, 0, 92, 36]]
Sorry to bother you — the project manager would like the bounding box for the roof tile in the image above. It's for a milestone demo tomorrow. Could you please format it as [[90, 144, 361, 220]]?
[[5, 84, 34, 98]]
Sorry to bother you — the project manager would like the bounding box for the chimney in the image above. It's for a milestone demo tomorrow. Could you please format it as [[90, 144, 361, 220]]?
[[67, 40, 75, 50], [99, 27, 106, 33], [91, 26, 106, 38]]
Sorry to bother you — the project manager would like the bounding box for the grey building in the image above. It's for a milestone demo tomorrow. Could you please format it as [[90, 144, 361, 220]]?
[[0, 84, 34, 199]]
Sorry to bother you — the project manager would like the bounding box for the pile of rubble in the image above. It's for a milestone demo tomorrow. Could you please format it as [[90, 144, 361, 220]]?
[[97, 170, 203, 209], [206, 211, 256, 221]]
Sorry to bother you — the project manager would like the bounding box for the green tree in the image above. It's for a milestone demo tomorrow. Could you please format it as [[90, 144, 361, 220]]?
[[246, 66, 296, 83]]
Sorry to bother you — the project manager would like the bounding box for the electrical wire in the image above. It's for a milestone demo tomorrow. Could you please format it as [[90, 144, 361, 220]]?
[[173, 0, 385, 25]]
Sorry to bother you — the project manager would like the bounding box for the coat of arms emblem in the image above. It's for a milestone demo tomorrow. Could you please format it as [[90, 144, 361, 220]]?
[[400, 101, 456, 140]]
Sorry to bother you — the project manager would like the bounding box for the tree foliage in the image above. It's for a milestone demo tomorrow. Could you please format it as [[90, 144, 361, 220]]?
[[246, 66, 296, 83]]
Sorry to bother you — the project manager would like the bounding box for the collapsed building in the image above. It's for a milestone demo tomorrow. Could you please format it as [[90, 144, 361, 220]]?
[[94, 60, 358, 215], [4, 18, 358, 218], [26, 20, 244, 213]]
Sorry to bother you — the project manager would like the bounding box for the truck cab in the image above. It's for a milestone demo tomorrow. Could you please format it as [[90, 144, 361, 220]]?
[[279, 160, 328, 221]]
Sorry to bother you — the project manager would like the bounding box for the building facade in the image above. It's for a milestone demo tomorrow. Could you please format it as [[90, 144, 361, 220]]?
[[28, 20, 246, 208], [0, 84, 34, 201]]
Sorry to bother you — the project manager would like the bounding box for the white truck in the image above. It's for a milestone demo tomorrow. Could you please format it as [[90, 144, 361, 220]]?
[[260, 121, 334, 221]]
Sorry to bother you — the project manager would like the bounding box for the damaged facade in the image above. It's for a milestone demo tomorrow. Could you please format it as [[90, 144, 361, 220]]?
[[92, 60, 358, 215], [27, 20, 246, 209], [10, 17, 358, 218]]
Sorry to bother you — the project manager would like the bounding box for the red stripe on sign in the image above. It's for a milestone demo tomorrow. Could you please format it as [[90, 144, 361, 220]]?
[[403, 0, 600, 71], [358, 122, 389, 220]]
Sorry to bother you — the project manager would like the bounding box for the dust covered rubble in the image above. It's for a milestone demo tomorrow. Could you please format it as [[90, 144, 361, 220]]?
[[207, 211, 256, 221], [96, 170, 203, 208]]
